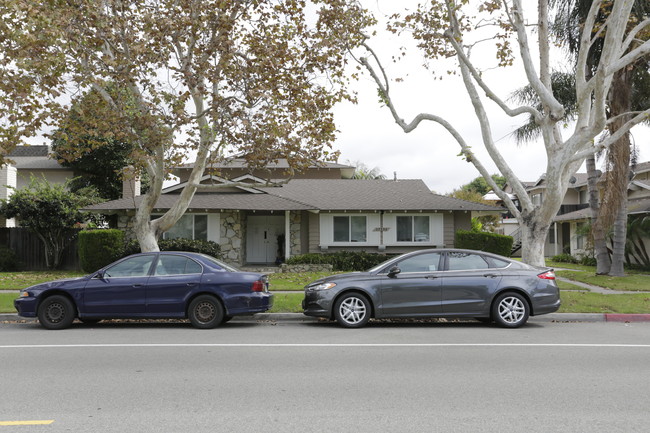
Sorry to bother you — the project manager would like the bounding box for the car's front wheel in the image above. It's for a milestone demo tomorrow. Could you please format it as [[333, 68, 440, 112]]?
[[333, 293, 371, 328], [188, 295, 224, 329], [37, 295, 76, 330], [492, 292, 530, 328]]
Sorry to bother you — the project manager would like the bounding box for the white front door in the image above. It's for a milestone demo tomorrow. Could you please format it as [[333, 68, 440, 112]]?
[[246, 216, 285, 264]]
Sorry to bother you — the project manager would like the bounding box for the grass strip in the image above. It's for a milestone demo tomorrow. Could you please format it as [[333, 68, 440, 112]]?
[[556, 270, 650, 292], [268, 272, 341, 291], [1, 293, 17, 313], [268, 293, 304, 313], [559, 291, 650, 314]]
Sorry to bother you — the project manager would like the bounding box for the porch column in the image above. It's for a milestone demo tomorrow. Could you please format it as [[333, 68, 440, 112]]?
[[285, 210, 291, 261], [554, 222, 558, 256]]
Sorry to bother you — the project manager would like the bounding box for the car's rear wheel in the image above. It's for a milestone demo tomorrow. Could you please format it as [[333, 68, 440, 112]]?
[[188, 295, 224, 329], [334, 293, 371, 328], [492, 292, 529, 328], [37, 295, 75, 330]]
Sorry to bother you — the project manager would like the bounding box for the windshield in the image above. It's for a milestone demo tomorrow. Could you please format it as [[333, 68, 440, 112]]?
[[199, 254, 240, 272], [367, 255, 399, 273]]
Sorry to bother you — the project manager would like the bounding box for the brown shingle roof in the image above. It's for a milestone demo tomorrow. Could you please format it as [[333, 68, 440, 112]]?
[[86, 179, 502, 213]]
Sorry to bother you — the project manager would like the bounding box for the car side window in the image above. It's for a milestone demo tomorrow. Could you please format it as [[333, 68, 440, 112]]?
[[490, 258, 510, 268], [447, 252, 490, 271], [395, 253, 441, 273], [154, 255, 203, 276], [104, 255, 155, 278]]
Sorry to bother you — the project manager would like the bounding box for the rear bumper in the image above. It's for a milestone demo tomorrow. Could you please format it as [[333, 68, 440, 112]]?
[[532, 298, 561, 316]]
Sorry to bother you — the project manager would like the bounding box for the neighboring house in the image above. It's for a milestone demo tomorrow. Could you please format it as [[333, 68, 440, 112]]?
[[87, 157, 502, 266], [0, 145, 75, 228], [491, 161, 650, 259]]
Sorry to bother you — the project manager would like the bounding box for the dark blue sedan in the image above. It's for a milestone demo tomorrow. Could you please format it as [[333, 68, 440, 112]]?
[[14, 252, 273, 330]]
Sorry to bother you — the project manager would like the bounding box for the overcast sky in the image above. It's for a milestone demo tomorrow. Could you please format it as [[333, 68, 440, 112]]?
[[332, 0, 649, 194]]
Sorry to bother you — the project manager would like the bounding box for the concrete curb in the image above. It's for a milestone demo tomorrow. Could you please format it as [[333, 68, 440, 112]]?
[[3, 312, 650, 324]]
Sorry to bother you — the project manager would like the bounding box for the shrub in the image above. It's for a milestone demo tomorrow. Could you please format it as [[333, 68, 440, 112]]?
[[579, 255, 597, 266], [0, 246, 18, 271], [121, 238, 222, 259], [551, 253, 578, 264], [78, 229, 125, 273], [285, 251, 391, 271], [455, 230, 514, 257]]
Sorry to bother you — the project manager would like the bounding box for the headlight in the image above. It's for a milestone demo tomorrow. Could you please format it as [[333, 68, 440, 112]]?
[[309, 282, 337, 291]]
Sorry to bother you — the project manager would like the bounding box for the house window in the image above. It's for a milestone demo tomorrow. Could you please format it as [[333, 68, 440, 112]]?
[[396, 216, 430, 242], [333, 216, 367, 242], [163, 215, 208, 241], [579, 189, 588, 204], [532, 193, 542, 206]]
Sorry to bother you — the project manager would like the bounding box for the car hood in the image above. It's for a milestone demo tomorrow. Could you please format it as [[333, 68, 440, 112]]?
[[306, 272, 372, 287], [27, 277, 88, 291]]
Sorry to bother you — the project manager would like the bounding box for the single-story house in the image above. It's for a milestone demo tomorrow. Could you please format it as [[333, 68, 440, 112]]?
[[87, 158, 502, 266]]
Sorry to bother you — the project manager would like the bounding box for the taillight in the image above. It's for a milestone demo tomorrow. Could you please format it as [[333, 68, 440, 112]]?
[[252, 280, 265, 292], [537, 270, 556, 280]]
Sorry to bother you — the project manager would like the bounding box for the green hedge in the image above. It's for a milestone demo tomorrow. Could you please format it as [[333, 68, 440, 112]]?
[[78, 229, 125, 273], [455, 230, 513, 257], [121, 238, 222, 259], [285, 251, 391, 271], [0, 246, 18, 271]]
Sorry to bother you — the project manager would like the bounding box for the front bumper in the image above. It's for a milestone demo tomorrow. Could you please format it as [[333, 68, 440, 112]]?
[[13, 296, 37, 318], [302, 289, 336, 318]]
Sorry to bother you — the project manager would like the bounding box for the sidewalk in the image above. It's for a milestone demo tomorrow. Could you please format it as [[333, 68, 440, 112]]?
[[2, 312, 650, 324]]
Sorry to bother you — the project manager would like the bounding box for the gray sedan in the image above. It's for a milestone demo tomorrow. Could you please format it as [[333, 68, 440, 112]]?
[[302, 249, 560, 328]]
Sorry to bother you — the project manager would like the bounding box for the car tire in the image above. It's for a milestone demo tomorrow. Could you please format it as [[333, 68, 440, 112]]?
[[37, 295, 76, 330], [333, 293, 371, 328], [188, 295, 224, 329], [492, 292, 530, 328]]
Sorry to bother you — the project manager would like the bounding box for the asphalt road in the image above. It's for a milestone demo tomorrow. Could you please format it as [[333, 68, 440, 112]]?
[[1, 318, 650, 433]]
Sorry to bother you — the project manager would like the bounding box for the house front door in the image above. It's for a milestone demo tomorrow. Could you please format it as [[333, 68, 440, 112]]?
[[246, 215, 285, 264]]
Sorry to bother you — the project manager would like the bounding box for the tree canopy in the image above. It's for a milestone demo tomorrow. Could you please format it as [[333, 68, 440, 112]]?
[[0, 0, 373, 251]]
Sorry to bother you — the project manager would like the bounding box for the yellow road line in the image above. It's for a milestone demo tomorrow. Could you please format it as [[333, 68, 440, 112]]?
[[0, 420, 54, 426]]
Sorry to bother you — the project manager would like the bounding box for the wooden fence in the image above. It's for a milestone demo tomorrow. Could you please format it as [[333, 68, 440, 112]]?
[[0, 228, 81, 271]]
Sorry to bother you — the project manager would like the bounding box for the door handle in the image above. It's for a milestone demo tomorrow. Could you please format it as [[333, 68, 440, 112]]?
[[132, 284, 143, 288], [425, 275, 438, 280], [186, 282, 197, 287], [483, 273, 498, 278]]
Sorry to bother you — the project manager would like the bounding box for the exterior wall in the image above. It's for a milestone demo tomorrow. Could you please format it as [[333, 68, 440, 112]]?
[[16, 169, 73, 189], [308, 212, 320, 253], [562, 188, 581, 205], [288, 211, 301, 256], [451, 211, 472, 246], [0, 165, 17, 228], [300, 211, 310, 255], [220, 211, 243, 265]]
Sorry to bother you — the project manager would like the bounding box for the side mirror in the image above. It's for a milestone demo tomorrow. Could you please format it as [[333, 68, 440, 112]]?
[[93, 271, 104, 279], [388, 266, 401, 277]]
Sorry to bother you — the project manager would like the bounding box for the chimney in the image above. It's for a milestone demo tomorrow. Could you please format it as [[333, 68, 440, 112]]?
[[122, 166, 141, 200]]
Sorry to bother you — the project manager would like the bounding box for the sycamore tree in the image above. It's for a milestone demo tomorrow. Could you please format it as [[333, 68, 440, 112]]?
[[0, 0, 372, 252], [359, 0, 650, 266]]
